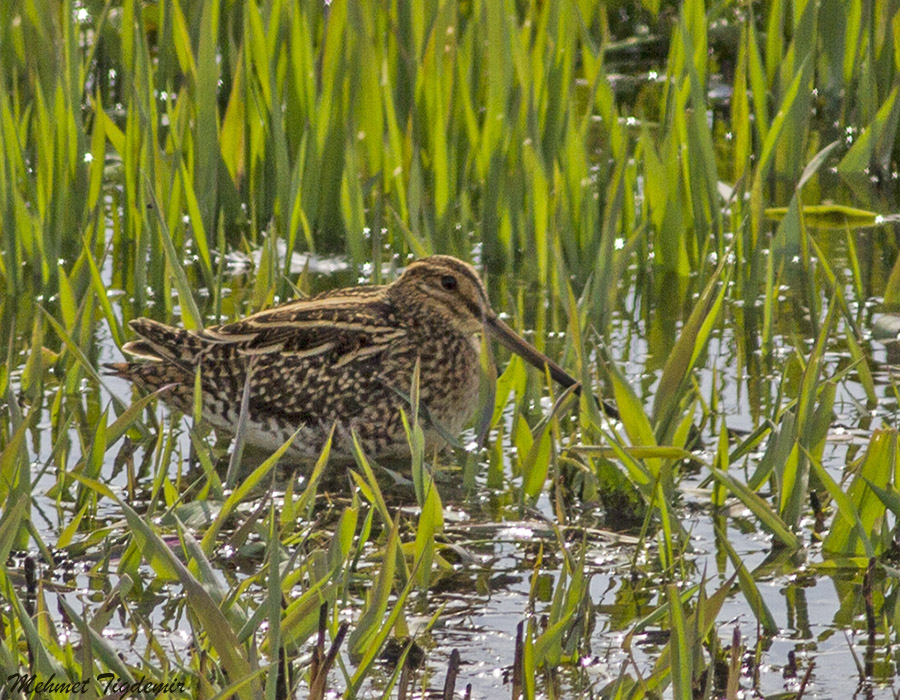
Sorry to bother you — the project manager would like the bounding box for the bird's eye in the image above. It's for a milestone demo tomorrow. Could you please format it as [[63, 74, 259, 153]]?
[[440, 275, 458, 291]]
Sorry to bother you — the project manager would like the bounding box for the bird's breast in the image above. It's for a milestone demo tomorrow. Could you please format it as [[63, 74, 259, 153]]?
[[401, 327, 481, 435]]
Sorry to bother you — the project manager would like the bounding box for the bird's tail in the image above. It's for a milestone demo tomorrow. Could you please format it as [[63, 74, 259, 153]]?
[[121, 318, 204, 364]]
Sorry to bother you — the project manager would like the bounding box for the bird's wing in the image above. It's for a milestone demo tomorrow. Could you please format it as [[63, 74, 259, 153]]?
[[196, 290, 406, 364]]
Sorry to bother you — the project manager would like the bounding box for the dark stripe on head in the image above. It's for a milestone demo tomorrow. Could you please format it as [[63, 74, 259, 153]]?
[[398, 255, 493, 327], [451, 288, 484, 321], [408, 255, 489, 305], [412, 280, 484, 322]]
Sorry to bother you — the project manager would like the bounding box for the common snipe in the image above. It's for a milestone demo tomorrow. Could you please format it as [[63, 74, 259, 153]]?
[[109, 255, 608, 458]]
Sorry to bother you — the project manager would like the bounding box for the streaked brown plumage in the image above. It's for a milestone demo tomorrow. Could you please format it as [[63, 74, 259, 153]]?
[[108, 255, 604, 458]]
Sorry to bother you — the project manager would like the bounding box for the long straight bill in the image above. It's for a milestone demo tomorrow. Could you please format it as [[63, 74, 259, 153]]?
[[484, 314, 620, 420]]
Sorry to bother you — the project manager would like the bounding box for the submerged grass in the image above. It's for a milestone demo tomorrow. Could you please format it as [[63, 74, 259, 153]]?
[[2, 0, 900, 697]]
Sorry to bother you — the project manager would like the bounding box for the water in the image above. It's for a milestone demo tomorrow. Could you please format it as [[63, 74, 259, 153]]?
[[8, 13, 900, 697], [18, 250, 894, 698]]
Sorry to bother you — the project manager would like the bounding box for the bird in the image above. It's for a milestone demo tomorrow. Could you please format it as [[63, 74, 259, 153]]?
[[107, 255, 614, 459]]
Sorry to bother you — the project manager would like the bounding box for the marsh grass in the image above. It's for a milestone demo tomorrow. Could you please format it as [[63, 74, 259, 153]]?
[[3, 0, 900, 697]]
